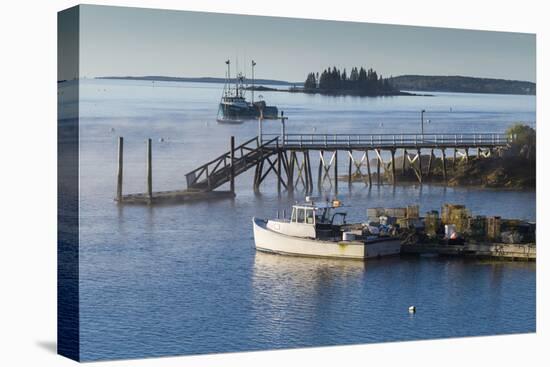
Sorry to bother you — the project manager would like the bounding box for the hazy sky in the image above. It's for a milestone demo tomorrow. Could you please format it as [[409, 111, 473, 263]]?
[[77, 5, 536, 82]]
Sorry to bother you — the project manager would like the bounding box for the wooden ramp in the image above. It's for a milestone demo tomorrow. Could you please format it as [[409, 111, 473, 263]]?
[[185, 136, 278, 191]]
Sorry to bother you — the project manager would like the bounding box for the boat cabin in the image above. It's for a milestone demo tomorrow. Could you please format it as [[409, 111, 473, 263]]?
[[267, 199, 347, 240]]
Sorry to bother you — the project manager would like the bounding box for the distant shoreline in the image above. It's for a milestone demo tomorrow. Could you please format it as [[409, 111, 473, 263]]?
[[92, 75, 536, 96]]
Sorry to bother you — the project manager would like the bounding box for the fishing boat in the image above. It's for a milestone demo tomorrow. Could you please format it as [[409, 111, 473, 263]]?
[[217, 60, 278, 122], [252, 198, 402, 260]]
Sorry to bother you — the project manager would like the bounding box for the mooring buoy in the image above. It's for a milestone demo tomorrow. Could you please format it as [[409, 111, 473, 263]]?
[[408, 306, 416, 313]]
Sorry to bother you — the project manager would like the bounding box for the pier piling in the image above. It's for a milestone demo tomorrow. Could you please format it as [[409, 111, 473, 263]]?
[[146, 138, 152, 202], [116, 137, 123, 202], [230, 136, 235, 193]]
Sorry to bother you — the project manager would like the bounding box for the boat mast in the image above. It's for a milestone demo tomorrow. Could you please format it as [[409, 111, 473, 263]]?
[[226, 59, 231, 97], [251, 60, 256, 104]]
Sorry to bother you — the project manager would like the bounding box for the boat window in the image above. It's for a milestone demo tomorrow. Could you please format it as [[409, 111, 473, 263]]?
[[291, 207, 297, 222], [305, 209, 315, 224], [297, 208, 305, 223]]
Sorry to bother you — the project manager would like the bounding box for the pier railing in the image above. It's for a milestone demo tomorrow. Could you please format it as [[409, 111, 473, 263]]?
[[261, 133, 511, 149], [185, 136, 279, 190]]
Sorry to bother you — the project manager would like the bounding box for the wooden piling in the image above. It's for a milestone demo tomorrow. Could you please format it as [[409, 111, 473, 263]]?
[[116, 137, 123, 202], [391, 149, 396, 184], [305, 151, 313, 193], [442, 148, 447, 181], [334, 150, 338, 193], [230, 136, 235, 193], [376, 149, 381, 185], [317, 151, 323, 189], [146, 138, 152, 201], [365, 150, 372, 186], [417, 148, 422, 183], [402, 149, 407, 175], [348, 150, 352, 185], [453, 148, 457, 168], [427, 149, 434, 178], [287, 151, 294, 191], [277, 150, 282, 193]]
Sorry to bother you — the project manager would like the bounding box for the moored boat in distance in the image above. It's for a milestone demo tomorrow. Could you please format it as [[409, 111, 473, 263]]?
[[252, 198, 402, 260], [217, 60, 278, 122]]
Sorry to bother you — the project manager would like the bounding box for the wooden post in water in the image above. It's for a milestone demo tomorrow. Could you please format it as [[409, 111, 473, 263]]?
[[146, 138, 152, 202], [317, 151, 323, 189], [427, 149, 434, 178], [417, 148, 423, 183], [307, 151, 314, 193], [376, 149, 381, 185], [230, 136, 235, 193], [365, 150, 372, 186], [453, 148, 457, 168], [116, 137, 123, 202], [348, 150, 352, 186], [277, 150, 282, 193], [391, 149, 396, 184], [334, 150, 338, 193], [287, 151, 294, 191], [442, 148, 447, 182], [402, 149, 407, 176]]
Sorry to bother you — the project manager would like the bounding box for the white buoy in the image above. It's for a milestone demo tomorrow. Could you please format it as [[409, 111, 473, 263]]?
[[408, 306, 416, 313]]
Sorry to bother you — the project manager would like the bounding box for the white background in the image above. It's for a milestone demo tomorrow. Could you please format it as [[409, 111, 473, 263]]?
[[0, 0, 547, 365]]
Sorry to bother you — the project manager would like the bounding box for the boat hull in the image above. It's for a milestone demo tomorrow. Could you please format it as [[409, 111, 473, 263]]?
[[218, 103, 278, 120], [252, 217, 401, 260]]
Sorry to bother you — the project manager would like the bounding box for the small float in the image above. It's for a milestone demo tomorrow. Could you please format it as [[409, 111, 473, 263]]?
[[252, 198, 402, 260]]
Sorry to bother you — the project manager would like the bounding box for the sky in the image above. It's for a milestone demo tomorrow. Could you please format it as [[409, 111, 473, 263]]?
[[71, 4, 536, 83]]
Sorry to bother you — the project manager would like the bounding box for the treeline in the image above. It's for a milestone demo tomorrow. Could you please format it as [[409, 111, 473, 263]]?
[[387, 75, 536, 95], [303, 66, 396, 95]]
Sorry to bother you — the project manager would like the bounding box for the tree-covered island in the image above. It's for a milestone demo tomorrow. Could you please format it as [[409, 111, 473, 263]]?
[[296, 66, 415, 96]]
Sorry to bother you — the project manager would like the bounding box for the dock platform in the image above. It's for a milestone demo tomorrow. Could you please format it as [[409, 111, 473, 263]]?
[[115, 189, 235, 205], [401, 242, 536, 261]]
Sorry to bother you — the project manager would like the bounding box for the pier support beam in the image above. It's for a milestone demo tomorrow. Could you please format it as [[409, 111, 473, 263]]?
[[116, 137, 123, 202], [376, 149, 381, 185], [287, 151, 294, 191], [402, 149, 407, 176], [146, 138, 152, 202], [366, 150, 372, 186], [334, 150, 338, 193], [442, 149, 447, 181], [277, 150, 282, 193], [427, 149, 434, 178], [391, 149, 396, 184], [417, 148, 422, 183], [305, 151, 313, 193], [348, 150, 352, 186]]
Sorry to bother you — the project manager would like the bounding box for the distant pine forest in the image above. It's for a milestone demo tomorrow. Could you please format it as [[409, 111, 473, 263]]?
[[302, 66, 399, 96]]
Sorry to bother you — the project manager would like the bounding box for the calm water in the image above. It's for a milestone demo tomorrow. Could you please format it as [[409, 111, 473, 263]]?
[[67, 79, 535, 361]]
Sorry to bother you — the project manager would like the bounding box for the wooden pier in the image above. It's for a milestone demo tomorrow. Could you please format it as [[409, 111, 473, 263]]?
[[114, 129, 511, 204]]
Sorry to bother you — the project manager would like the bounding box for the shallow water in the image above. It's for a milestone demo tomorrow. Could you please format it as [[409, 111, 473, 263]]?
[[66, 79, 535, 360]]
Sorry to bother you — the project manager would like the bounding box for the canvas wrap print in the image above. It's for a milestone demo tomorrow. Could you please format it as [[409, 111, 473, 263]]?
[[58, 4, 536, 362]]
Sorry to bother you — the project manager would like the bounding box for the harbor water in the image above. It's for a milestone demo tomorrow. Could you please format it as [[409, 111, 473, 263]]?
[[64, 79, 535, 360]]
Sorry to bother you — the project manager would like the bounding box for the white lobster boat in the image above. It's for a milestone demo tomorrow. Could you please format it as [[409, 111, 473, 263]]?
[[252, 199, 402, 260]]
